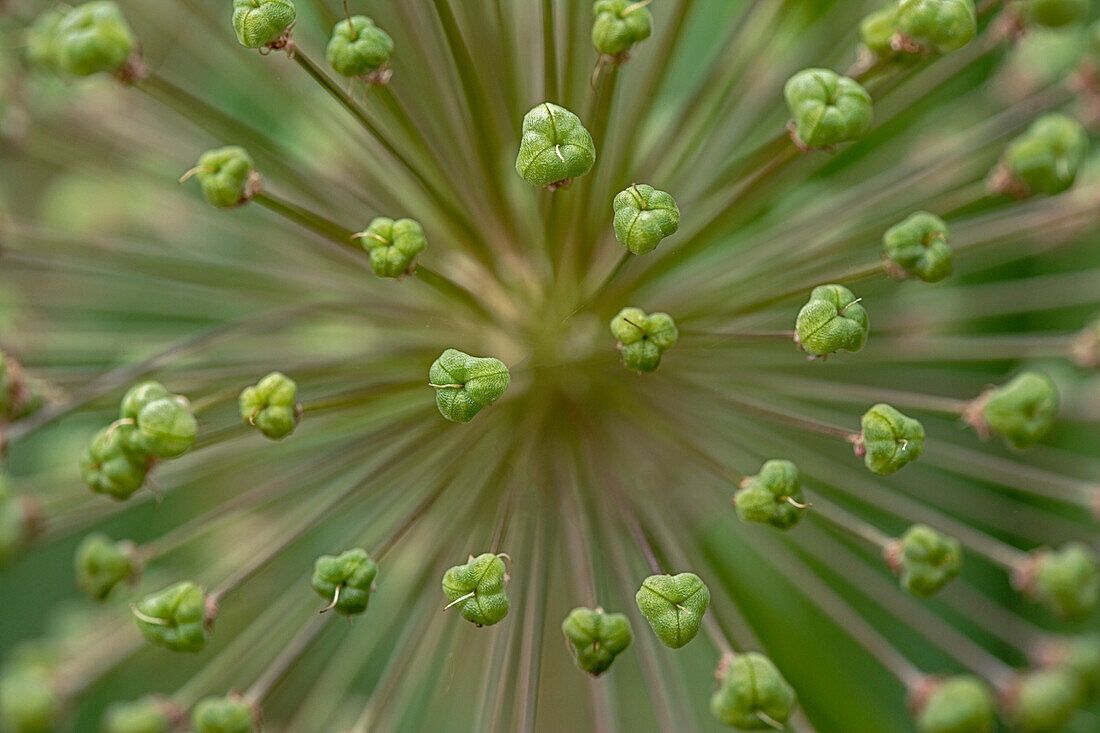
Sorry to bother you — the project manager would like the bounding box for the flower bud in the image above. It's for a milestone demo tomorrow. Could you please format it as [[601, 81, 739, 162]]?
[[610, 307, 678, 373], [515, 103, 596, 189], [635, 572, 709, 649], [896, 0, 977, 54], [132, 581, 212, 652], [353, 217, 427, 279], [187, 147, 258, 208], [561, 606, 633, 676], [887, 524, 962, 598], [327, 16, 393, 78], [103, 696, 183, 733], [592, 0, 653, 57], [80, 424, 149, 500], [1070, 315, 1100, 369], [794, 284, 868, 356], [126, 395, 197, 459], [239, 371, 299, 440], [912, 675, 996, 733], [0, 479, 40, 563], [25, 10, 66, 73], [441, 553, 510, 627], [733, 459, 807, 531], [612, 184, 680, 255], [996, 113, 1087, 197], [231, 0, 296, 49], [75, 532, 140, 600], [883, 211, 953, 283], [859, 403, 925, 475], [192, 695, 257, 733], [860, 6, 900, 57], [1028, 0, 1090, 28], [429, 349, 511, 423], [311, 548, 378, 616], [1005, 668, 1083, 733], [1022, 542, 1100, 620], [784, 69, 873, 148], [0, 657, 65, 733], [53, 1, 135, 77], [710, 652, 798, 730], [971, 371, 1058, 449]]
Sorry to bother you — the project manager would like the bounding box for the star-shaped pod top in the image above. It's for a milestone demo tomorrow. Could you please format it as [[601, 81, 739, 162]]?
[[232, 0, 296, 49], [239, 371, 299, 440], [131, 581, 212, 653], [442, 553, 510, 626], [354, 217, 427, 279], [883, 211, 953, 283], [429, 349, 510, 423], [612, 184, 680, 255], [311, 548, 378, 616], [610, 307, 678, 373], [710, 653, 798, 730], [591, 0, 653, 57], [795, 284, 868, 356], [888, 524, 962, 598], [634, 572, 709, 649], [189, 147, 257, 209], [515, 103, 596, 188], [784, 68, 873, 148], [859, 403, 925, 475], [561, 606, 633, 676], [733, 459, 807, 531]]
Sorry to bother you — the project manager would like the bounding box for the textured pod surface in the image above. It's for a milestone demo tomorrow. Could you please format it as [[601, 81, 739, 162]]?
[[441, 553, 510, 626], [591, 0, 653, 57], [54, 1, 134, 77], [127, 396, 197, 459], [895, 524, 962, 597], [79, 424, 148, 500], [979, 371, 1058, 449], [311, 548, 378, 616], [709, 652, 798, 730], [612, 184, 680, 255], [610, 307, 677, 372], [883, 211, 952, 283], [429, 349, 510, 423], [74, 532, 138, 600], [634, 572, 709, 648], [132, 581, 209, 652], [239, 371, 298, 440], [1002, 113, 1088, 196], [914, 676, 996, 733], [733, 459, 806, 531], [794, 284, 868, 356], [355, 217, 427, 278], [561, 606, 632, 676], [193, 147, 256, 208], [515, 103, 596, 187], [860, 403, 925, 475], [231, 0, 296, 49], [860, 5, 900, 56], [327, 16, 393, 78], [784, 68, 872, 148], [896, 0, 977, 53]]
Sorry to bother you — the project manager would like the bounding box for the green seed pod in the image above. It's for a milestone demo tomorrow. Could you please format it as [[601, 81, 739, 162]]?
[[515, 103, 596, 189], [710, 652, 798, 730], [1007, 668, 1083, 733], [913, 676, 996, 733], [977, 371, 1058, 449], [191, 695, 256, 733], [231, 0, 296, 49], [126, 395, 197, 459], [354, 217, 428, 278], [74, 532, 139, 600], [441, 553, 510, 627], [53, 1, 135, 77], [794, 284, 868, 356], [239, 371, 299, 440], [429, 349, 511, 423], [1029, 542, 1100, 619], [0, 479, 40, 563], [326, 16, 394, 78], [1000, 114, 1088, 197], [120, 381, 172, 421], [189, 147, 258, 209], [733, 459, 807, 531], [612, 184, 680, 255], [783, 68, 873, 148], [0, 659, 64, 733], [561, 606, 633, 677], [634, 572, 709, 649], [610, 307, 678, 373], [859, 403, 925, 475], [1028, 0, 1090, 28], [132, 581, 211, 652], [102, 696, 180, 733], [591, 0, 653, 57], [888, 524, 962, 598], [860, 5, 900, 57], [896, 0, 977, 54], [80, 424, 149, 500], [1057, 635, 1100, 700], [25, 9, 66, 72], [882, 211, 953, 283], [311, 548, 378, 616]]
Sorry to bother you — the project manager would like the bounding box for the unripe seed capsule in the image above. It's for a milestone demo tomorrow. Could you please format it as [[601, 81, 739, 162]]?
[[634, 572, 709, 649], [896, 0, 977, 54], [132, 581, 212, 652], [784, 69, 873, 148], [239, 371, 299, 440], [353, 217, 427, 279], [231, 0, 296, 49], [882, 211, 953, 283], [441, 553, 510, 626], [966, 371, 1059, 449], [610, 307, 678, 373], [591, 0, 653, 58], [74, 532, 140, 600], [710, 652, 798, 730], [860, 6, 900, 57], [794, 284, 868, 356], [311, 548, 378, 616], [733, 459, 807, 531], [561, 606, 633, 676], [515, 103, 596, 189], [327, 15, 393, 78], [886, 524, 962, 598], [191, 695, 257, 733], [80, 424, 150, 501], [127, 395, 197, 459], [53, 1, 135, 77], [1004, 668, 1083, 733], [859, 403, 925, 475], [429, 350, 510, 423], [185, 147, 259, 209], [993, 113, 1088, 197], [612, 184, 680, 255], [912, 675, 996, 733], [1017, 542, 1100, 620]]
